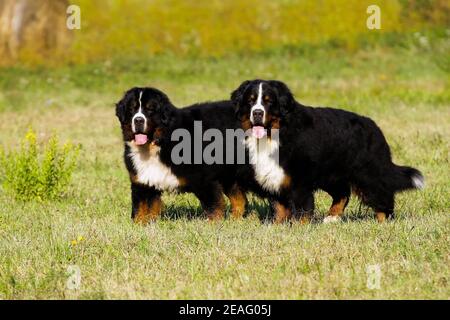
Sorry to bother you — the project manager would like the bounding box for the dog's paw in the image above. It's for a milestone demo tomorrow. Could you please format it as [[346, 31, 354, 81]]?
[[323, 215, 341, 224]]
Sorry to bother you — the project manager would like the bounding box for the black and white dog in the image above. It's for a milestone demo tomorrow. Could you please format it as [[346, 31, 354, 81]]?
[[231, 79, 424, 222], [116, 87, 248, 223]]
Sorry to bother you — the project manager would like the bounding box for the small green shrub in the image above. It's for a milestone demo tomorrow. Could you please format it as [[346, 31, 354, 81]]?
[[0, 129, 80, 201]]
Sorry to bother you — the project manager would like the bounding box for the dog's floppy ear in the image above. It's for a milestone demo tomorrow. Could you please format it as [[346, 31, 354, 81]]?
[[231, 80, 251, 115], [115, 91, 131, 123], [115, 100, 126, 123], [115, 87, 141, 123], [160, 103, 172, 126], [154, 90, 173, 126], [268, 80, 295, 116]]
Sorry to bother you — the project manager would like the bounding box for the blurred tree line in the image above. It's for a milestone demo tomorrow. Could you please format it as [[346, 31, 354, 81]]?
[[0, 0, 71, 64], [0, 0, 448, 67]]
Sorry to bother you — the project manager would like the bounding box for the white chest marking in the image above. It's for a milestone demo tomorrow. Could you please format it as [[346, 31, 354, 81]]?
[[127, 142, 179, 191], [245, 136, 286, 193]]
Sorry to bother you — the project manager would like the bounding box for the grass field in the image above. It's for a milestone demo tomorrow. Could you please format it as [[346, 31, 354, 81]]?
[[0, 40, 449, 299]]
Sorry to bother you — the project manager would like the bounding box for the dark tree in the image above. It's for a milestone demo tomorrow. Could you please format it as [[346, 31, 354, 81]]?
[[0, 0, 71, 63]]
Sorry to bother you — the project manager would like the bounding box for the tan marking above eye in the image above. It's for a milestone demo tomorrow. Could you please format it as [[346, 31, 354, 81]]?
[[263, 95, 270, 102]]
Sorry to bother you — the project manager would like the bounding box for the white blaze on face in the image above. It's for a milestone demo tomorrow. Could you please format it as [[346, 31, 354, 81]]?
[[250, 83, 265, 125], [131, 91, 147, 133]]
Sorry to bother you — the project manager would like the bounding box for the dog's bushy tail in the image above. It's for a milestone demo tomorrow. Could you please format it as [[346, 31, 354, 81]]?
[[389, 165, 425, 192]]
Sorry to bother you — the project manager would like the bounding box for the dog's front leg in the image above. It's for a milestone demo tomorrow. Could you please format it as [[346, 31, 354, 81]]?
[[131, 183, 162, 224]]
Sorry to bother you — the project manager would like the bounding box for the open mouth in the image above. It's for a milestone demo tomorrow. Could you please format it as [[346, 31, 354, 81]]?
[[251, 125, 267, 139], [134, 133, 148, 145]]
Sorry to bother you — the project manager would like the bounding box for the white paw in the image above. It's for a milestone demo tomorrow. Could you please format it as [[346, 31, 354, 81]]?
[[323, 215, 341, 224]]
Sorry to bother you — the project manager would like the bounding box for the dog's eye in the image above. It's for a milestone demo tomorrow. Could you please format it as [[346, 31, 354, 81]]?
[[263, 95, 271, 103], [248, 95, 256, 104], [142, 104, 153, 112]]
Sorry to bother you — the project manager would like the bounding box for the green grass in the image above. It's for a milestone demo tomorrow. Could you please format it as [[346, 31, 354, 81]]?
[[0, 42, 449, 299]]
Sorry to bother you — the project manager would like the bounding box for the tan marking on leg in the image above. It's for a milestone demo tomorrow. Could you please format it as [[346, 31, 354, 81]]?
[[207, 196, 226, 221], [134, 197, 162, 224], [329, 197, 348, 216], [228, 188, 247, 219], [324, 197, 350, 223], [134, 202, 149, 224], [376, 212, 387, 223], [299, 212, 313, 225], [274, 202, 292, 224]]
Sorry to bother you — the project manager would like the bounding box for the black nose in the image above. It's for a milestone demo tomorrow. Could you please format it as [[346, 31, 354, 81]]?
[[134, 117, 145, 125], [252, 109, 264, 120]]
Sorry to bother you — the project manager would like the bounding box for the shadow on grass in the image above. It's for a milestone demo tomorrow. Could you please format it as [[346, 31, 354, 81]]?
[[312, 202, 409, 224], [160, 192, 274, 222], [161, 201, 204, 220], [159, 195, 406, 224]]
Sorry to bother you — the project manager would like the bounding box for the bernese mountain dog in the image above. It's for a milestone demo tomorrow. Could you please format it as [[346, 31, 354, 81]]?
[[231, 79, 424, 223], [115, 87, 248, 223]]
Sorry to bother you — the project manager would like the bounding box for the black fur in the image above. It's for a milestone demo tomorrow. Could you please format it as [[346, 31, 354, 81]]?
[[116, 87, 250, 222], [231, 79, 424, 220]]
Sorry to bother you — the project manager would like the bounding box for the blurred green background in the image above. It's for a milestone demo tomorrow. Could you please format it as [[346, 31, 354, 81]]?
[[0, 0, 448, 66]]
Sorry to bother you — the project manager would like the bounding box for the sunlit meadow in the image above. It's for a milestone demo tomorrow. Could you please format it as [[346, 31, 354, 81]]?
[[0, 0, 448, 299]]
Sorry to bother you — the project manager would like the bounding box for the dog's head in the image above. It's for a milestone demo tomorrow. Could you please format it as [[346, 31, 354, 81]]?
[[231, 80, 294, 139], [115, 87, 174, 145]]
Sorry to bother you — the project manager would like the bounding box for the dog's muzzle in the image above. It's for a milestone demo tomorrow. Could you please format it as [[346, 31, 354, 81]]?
[[251, 109, 264, 126], [133, 116, 146, 133]]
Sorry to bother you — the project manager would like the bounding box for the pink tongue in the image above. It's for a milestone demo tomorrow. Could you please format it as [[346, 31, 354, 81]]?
[[252, 126, 266, 139], [134, 134, 148, 145]]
